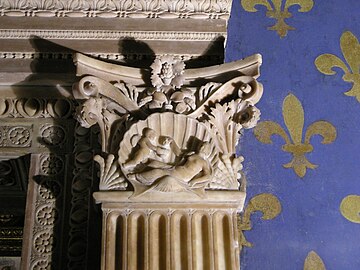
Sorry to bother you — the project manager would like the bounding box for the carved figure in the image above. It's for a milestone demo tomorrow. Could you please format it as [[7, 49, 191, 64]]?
[[130, 141, 212, 191], [124, 128, 159, 169], [73, 54, 263, 195], [156, 136, 173, 163]]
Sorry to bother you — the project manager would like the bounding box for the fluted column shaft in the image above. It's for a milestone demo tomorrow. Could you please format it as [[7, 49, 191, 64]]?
[[94, 191, 245, 270]]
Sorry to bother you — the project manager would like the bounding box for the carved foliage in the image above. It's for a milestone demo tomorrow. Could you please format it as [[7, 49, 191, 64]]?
[[30, 154, 65, 269], [0, 0, 231, 19], [73, 55, 263, 194]]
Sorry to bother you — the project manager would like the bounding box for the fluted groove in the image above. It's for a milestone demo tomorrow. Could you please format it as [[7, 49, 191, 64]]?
[[102, 208, 238, 270]]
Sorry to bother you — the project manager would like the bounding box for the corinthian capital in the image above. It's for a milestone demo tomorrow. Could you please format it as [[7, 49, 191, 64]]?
[[73, 53, 263, 197]]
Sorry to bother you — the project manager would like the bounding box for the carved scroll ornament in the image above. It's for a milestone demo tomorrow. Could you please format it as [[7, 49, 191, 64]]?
[[72, 53, 263, 197]]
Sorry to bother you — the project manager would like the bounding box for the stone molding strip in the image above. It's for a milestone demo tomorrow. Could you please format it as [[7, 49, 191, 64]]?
[[0, 52, 221, 62], [0, 29, 224, 41], [0, 10, 230, 19], [0, 0, 231, 19]]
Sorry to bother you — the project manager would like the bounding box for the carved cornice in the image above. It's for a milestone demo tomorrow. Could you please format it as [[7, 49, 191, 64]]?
[[0, 0, 231, 19], [0, 52, 221, 63], [0, 29, 224, 41]]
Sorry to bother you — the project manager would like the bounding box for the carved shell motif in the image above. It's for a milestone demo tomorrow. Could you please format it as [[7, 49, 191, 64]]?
[[118, 112, 218, 174]]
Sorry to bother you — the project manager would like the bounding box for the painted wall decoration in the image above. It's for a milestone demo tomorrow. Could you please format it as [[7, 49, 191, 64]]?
[[238, 193, 281, 247], [227, 0, 360, 269], [315, 31, 360, 102], [303, 251, 326, 270], [240, 0, 314, 37], [340, 195, 360, 224], [254, 94, 336, 177]]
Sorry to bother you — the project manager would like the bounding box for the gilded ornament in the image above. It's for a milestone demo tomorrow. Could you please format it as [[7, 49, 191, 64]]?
[[315, 31, 360, 102], [340, 195, 360, 224], [238, 193, 281, 247], [254, 94, 337, 177], [303, 251, 326, 270], [241, 0, 314, 37]]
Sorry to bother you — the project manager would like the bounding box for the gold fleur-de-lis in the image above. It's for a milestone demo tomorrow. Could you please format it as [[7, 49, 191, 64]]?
[[304, 251, 326, 270], [238, 193, 281, 247], [254, 94, 337, 178], [241, 0, 314, 37], [340, 195, 360, 224], [315, 31, 360, 102]]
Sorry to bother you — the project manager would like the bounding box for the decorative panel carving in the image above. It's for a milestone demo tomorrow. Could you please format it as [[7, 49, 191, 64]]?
[[0, 0, 231, 19]]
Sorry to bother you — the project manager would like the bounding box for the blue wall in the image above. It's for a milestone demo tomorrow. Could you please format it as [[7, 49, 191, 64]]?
[[226, 0, 360, 269]]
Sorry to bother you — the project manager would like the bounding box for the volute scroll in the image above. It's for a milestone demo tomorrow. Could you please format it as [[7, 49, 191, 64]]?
[[73, 53, 263, 197]]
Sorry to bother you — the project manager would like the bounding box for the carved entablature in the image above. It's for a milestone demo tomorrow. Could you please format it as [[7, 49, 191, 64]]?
[[73, 53, 263, 197], [0, 0, 231, 19]]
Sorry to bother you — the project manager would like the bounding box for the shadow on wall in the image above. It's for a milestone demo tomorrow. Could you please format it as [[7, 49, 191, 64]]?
[[8, 34, 226, 269], [9, 36, 102, 270]]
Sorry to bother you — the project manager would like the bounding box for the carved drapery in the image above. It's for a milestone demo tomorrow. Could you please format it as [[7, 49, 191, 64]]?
[[72, 52, 263, 269]]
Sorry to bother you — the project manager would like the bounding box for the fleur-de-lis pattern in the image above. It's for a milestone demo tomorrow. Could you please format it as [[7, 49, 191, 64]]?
[[238, 193, 281, 248], [254, 94, 337, 177], [340, 195, 360, 224], [315, 31, 360, 102], [304, 251, 326, 270], [227, 0, 360, 268], [240, 0, 314, 37]]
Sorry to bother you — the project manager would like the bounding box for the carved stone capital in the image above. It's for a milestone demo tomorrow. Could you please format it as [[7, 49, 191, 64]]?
[[72, 53, 263, 197]]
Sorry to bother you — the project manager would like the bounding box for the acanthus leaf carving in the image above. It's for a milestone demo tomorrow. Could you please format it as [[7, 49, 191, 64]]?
[[0, 0, 231, 19], [72, 53, 263, 196]]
